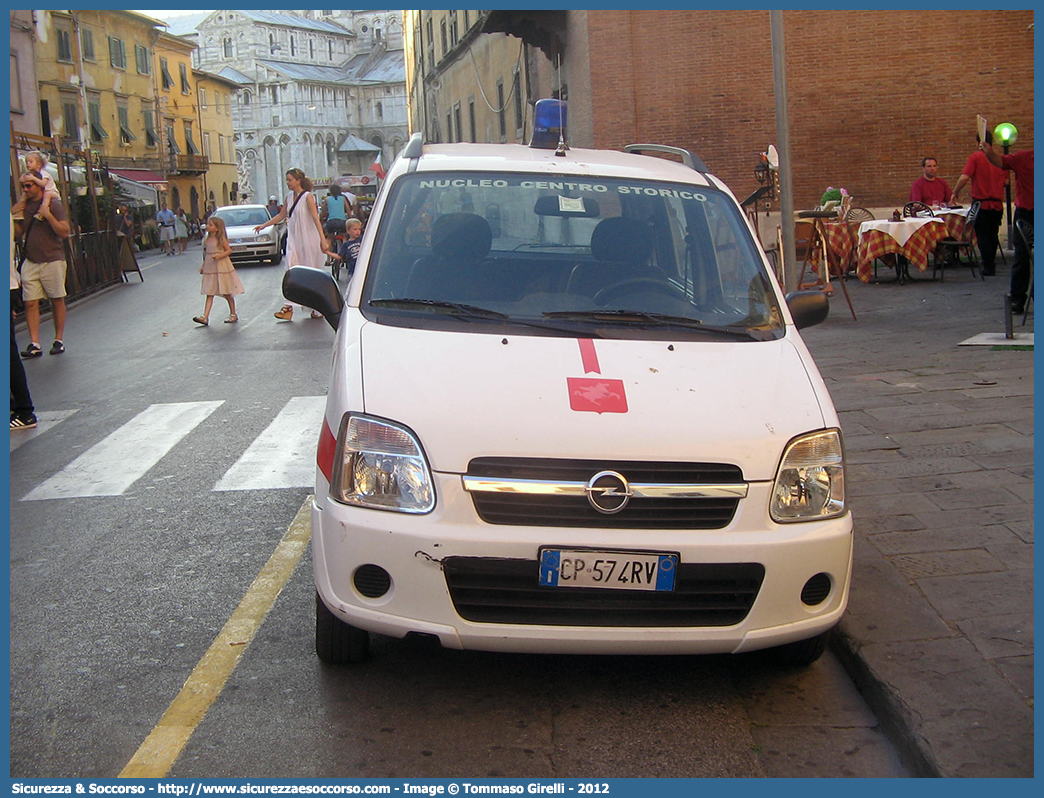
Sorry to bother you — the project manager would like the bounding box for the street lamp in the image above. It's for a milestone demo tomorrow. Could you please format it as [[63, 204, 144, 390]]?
[[994, 122, 1018, 242]]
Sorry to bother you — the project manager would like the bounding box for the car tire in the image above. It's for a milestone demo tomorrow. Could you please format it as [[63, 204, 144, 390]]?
[[771, 629, 830, 667], [270, 252, 282, 265], [315, 591, 370, 664], [280, 236, 287, 256]]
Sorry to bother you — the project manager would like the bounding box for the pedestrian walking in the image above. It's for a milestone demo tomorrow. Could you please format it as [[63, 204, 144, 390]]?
[[254, 168, 334, 321], [118, 206, 136, 249], [193, 216, 244, 326], [156, 203, 177, 255], [10, 215, 36, 430], [330, 218, 364, 280], [11, 172, 70, 358], [174, 208, 189, 254]]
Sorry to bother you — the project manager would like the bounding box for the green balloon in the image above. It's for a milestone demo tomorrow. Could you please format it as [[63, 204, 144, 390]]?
[[994, 122, 1019, 146]]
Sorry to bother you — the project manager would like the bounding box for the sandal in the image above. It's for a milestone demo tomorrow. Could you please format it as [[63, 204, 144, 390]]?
[[274, 306, 293, 321], [224, 315, 238, 323], [310, 310, 323, 319], [193, 316, 209, 326]]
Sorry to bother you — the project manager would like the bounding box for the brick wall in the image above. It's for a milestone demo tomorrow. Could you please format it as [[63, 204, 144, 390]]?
[[576, 10, 1034, 209]]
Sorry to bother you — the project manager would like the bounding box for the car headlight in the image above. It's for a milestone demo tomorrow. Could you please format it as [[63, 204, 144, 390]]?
[[330, 414, 435, 513], [255, 232, 272, 243], [770, 429, 845, 522]]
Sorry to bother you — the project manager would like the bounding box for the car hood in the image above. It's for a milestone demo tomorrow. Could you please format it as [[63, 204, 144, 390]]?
[[358, 324, 829, 480], [225, 223, 273, 239]]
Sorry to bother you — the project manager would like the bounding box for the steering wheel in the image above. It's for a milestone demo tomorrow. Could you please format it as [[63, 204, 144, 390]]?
[[593, 277, 685, 306]]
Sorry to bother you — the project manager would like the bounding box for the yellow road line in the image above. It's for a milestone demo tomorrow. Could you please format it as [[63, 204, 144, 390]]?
[[119, 497, 313, 778]]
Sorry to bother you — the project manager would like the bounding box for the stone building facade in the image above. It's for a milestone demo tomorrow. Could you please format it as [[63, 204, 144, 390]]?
[[10, 11, 41, 142], [176, 10, 407, 204]]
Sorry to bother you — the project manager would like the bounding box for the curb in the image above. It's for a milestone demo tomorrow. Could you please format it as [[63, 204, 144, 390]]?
[[829, 627, 939, 777]]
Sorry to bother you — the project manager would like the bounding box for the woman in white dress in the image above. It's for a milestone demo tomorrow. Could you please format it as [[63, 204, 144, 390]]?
[[255, 168, 333, 320]]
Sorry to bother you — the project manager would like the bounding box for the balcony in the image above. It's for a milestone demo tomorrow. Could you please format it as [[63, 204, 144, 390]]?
[[173, 154, 209, 174]]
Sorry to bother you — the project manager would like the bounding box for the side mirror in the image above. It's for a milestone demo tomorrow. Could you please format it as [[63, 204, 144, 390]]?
[[785, 290, 829, 330], [283, 266, 344, 330]]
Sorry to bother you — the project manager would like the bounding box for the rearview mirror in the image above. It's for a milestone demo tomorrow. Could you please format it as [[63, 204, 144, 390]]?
[[283, 266, 344, 330], [785, 290, 829, 329]]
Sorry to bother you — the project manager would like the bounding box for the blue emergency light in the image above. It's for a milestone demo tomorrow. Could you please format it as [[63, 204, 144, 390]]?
[[530, 99, 567, 151]]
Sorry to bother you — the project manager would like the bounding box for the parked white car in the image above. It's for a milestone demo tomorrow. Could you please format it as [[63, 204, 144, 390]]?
[[211, 204, 286, 264], [286, 110, 851, 667]]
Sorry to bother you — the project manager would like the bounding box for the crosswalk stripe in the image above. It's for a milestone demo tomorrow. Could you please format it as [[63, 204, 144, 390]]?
[[212, 396, 326, 492], [22, 401, 224, 501], [9, 409, 79, 452]]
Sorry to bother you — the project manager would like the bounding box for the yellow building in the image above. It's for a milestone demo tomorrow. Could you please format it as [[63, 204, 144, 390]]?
[[404, 11, 538, 145], [194, 69, 240, 214], [154, 31, 206, 215], [33, 9, 164, 173]]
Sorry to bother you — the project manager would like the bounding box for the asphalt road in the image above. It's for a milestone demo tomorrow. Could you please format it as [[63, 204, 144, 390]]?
[[9, 243, 909, 779]]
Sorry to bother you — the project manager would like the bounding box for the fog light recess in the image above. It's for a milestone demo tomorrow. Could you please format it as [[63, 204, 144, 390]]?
[[353, 564, 392, 598], [801, 573, 831, 606]]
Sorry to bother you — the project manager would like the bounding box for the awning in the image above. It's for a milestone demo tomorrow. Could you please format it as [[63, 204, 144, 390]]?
[[111, 175, 160, 207], [109, 168, 167, 186]]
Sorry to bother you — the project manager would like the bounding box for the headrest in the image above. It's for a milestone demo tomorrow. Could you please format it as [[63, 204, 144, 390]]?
[[590, 217, 652, 264], [431, 213, 492, 262]]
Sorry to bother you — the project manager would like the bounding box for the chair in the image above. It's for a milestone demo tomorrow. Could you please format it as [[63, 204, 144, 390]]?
[[404, 212, 493, 302], [843, 206, 874, 276], [903, 201, 934, 218], [1015, 218, 1033, 324], [934, 201, 982, 282]]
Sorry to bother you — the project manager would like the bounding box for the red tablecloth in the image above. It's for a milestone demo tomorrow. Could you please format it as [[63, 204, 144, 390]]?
[[856, 219, 950, 282]]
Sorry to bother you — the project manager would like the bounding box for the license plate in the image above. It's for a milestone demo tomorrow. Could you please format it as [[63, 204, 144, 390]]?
[[539, 549, 677, 591]]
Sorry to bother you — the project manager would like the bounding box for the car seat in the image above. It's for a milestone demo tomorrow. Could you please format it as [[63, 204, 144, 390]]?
[[404, 212, 493, 302]]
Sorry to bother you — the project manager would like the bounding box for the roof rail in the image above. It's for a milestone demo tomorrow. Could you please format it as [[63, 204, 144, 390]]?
[[624, 143, 708, 173], [402, 132, 424, 160]]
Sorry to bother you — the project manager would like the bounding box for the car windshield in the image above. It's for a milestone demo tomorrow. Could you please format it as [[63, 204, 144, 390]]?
[[360, 171, 784, 340], [214, 207, 270, 227]]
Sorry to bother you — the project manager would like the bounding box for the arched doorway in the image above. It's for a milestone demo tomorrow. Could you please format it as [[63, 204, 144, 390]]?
[[190, 186, 200, 219], [170, 184, 181, 211]]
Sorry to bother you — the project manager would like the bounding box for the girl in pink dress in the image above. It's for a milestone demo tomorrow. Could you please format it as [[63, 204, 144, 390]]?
[[194, 216, 245, 325]]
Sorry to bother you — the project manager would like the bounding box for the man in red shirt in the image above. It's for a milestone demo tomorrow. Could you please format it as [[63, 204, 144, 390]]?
[[952, 133, 1007, 275], [983, 142, 1034, 313], [910, 157, 953, 207]]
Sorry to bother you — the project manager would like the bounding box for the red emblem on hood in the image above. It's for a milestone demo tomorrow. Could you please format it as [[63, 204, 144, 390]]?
[[568, 339, 628, 413]]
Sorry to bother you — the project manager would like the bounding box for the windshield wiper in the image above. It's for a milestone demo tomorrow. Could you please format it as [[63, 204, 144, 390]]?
[[369, 298, 509, 320], [543, 310, 757, 338], [369, 298, 602, 336]]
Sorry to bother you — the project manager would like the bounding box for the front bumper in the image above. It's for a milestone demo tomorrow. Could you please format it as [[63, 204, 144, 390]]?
[[229, 239, 280, 261], [312, 474, 853, 655]]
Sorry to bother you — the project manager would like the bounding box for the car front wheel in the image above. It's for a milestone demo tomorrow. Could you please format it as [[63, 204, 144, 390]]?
[[315, 591, 370, 664], [772, 629, 830, 667]]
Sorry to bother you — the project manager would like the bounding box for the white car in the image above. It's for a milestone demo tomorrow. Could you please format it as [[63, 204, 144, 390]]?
[[285, 108, 852, 667], [211, 204, 286, 264]]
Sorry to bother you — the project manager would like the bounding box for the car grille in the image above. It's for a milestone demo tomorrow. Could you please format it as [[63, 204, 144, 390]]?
[[442, 556, 765, 626], [465, 457, 745, 529]]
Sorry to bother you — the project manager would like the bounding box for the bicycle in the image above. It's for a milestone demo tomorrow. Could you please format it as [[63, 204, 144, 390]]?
[[328, 229, 346, 280]]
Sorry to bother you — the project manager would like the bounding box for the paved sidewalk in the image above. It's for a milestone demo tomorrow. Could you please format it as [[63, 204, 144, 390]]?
[[799, 256, 1034, 777]]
